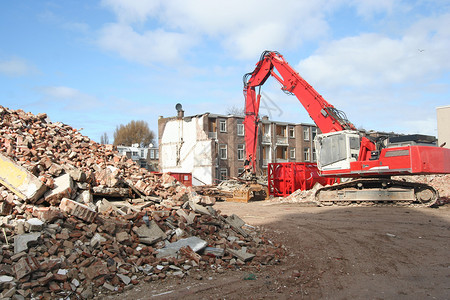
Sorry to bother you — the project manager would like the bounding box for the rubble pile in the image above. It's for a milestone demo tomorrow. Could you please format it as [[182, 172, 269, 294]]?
[[269, 183, 322, 205], [194, 177, 269, 202], [393, 174, 450, 205], [0, 106, 285, 299]]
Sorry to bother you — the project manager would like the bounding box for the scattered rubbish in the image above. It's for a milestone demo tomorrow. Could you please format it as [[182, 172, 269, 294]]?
[[243, 273, 256, 280]]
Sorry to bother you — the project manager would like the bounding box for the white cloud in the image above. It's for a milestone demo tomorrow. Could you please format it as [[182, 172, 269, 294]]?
[[101, 0, 161, 24], [39, 86, 101, 110], [0, 57, 36, 77], [97, 23, 196, 65], [98, 0, 335, 62], [297, 13, 450, 90], [350, 0, 397, 18]]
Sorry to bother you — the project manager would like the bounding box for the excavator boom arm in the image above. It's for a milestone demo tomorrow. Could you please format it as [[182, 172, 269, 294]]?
[[243, 51, 356, 171]]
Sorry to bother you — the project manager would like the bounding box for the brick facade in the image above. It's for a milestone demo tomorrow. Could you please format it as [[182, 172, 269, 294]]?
[[158, 112, 319, 184]]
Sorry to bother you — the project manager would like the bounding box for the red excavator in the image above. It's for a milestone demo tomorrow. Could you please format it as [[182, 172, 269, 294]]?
[[243, 50, 450, 206]]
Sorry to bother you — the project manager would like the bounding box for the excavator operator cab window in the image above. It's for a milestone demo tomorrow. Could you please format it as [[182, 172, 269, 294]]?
[[315, 131, 361, 171]]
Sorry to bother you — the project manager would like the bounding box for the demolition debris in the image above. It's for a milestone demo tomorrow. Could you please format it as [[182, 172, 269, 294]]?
[[0, 106, 285, 299]]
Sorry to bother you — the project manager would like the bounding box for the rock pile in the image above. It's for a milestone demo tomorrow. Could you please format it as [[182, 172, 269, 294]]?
[[393, 174, 450, 205], [0, 106, 285, 299]]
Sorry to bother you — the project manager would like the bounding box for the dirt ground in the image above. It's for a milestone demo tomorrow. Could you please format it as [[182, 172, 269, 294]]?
[[105, 202, 450, 300]]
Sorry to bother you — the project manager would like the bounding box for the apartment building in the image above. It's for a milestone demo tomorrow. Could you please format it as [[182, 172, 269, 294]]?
[[116, 144, 159, 171], [158, 111, 319, 185], [437, 105, 450, 149]]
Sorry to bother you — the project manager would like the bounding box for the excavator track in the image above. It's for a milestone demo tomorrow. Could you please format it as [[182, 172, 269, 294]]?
[[315, 178, 438, 207]]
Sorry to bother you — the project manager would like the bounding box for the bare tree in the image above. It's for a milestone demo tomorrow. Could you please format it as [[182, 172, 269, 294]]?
[[100, 132, 109, 144], [113, 120, 155, 147], [226, 105, 245, 116]]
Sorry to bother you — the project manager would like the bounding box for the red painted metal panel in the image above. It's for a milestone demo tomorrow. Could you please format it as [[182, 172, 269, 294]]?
[[268, 162, 339, 197], [168, 172, 193, 187], [151, 172, 193, 187], [321, 145, 450, 178]]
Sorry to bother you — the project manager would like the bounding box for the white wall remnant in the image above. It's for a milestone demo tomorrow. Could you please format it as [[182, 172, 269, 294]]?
[[437, 105, 450, 149], [160, 115, 214, 185]]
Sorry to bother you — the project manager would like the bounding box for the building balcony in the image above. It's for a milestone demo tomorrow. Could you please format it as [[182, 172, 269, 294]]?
[[275, 158, 288, 163], [276, 136, 288, 145], [261, 134, 271, 144], [208, 132, 217, 139]]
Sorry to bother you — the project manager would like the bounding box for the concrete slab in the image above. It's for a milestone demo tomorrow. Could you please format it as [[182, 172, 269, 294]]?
[[134, 221, 167, 245], [0, 152, 47, 202], [14, 232, 41, 254], [226, 248, 255, 262], [156, 236, 207, 258], [44, 173, 75, 205]]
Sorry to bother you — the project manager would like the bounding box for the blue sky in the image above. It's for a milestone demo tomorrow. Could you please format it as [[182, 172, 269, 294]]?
[[1, 0, 449, 143]]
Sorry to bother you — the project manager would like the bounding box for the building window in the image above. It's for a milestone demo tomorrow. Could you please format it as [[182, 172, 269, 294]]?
[[276, 125, 287, 137], [237, 144, 245, 160], [304, 147, 310, 161], [312, 127, 317, 140], [237, 168, 244, 175], [132, 151, 138, 156], [219, 144, 227, 159], [289, 126, 295, 138], [155, 150, 159, 159], [219, 119, 227, 132], [141, 150, 144, 157], [150, 150, 155, 159], [290, 148, 296, 159], [276, 146, 287, 160], [312, 148, 317, 162], [303, 127, 310, 141], [219, 168, 228, 181], [237, 123, 244, 136]]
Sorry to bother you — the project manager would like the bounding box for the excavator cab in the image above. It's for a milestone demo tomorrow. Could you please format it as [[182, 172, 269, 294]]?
[[315, 130, 361, 172]]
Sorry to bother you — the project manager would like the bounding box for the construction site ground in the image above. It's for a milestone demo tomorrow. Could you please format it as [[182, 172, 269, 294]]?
[[106, 201, 450, 300]]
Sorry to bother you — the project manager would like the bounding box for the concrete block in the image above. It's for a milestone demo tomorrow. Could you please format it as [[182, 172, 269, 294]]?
[[0, 152, 47, 202], [225, 214, 248, 237], [44, 174, 75, 205], [226, 214, 245, 228], [14, 232, 41, 254], [25, 218, 44, 232], [0, 275, 13, 284], [188, 201, 211, 215], [75, 190, 92, 204], [0, 286, 16, 298], [117, 273, 131, 285], [90, 233, 106, 248], [226, 248, 255, 262], [65, 166, 86, 182], [203, 247, 225, 257], [134, 221, 167, 245], [60, 198, 97, 223], [176, 209, 195, 224], [156, 236, 207, 258]]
